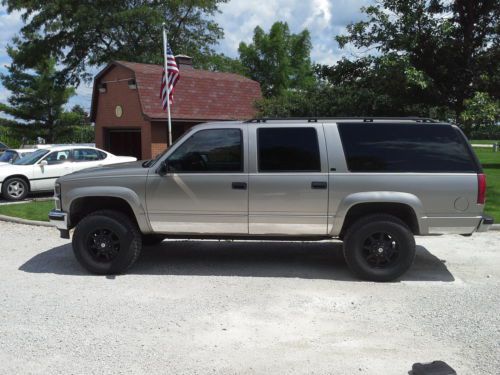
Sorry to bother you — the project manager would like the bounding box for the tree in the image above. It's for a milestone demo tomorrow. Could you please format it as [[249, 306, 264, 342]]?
[[335, 0, 500, 122], [2, 0, 228, 85], [0, 47, 75, 143], [460, 92, 500, 133], [238, 22, 315, 97]]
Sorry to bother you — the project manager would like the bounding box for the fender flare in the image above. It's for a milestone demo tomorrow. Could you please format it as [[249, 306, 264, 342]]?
[[331, 191, 426, 235]]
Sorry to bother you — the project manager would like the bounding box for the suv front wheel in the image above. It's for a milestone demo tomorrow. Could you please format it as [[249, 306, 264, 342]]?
[[343, 214, 416, 282], [72, 210, 142, 274]]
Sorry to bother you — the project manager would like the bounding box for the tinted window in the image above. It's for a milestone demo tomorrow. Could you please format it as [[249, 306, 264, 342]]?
[[168, 129, 242, 172], [73, 149, 102, 162], [338, 123, 478, 172], [44, 150, 71, 165], [258, 128, 321, 172]]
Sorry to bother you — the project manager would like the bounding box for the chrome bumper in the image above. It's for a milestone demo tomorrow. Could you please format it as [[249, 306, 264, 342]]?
[[49, 209, 70, 238], [477, 215, 494, 232]]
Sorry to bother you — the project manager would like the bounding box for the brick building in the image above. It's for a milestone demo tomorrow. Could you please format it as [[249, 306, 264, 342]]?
[[90, 57, 261, 160]]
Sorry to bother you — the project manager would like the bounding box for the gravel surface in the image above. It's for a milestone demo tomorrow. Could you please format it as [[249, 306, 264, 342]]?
[[0, 221, 498, 374]]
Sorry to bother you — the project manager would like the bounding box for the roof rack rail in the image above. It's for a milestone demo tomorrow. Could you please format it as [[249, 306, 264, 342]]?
[[244, 117, 439, 123]]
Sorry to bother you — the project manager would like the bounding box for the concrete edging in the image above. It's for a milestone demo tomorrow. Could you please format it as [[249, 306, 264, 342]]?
[[0, 214, 54, 227]]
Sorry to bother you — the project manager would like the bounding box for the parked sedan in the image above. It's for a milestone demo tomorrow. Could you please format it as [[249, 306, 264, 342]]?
[[0, 146, 136, 201], [0, 149, 37, 166]]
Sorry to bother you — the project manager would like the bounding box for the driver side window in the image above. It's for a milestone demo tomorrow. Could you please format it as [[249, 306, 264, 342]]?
[[167, 129, 242, 173], [44, 150, 71, 165]]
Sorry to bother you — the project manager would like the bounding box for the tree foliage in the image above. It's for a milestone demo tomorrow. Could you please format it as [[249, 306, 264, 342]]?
[[239, 22, 315, 97], [335, 0, 500, 121], [0, 47, 76, 143], [2, 0, 228, 85]]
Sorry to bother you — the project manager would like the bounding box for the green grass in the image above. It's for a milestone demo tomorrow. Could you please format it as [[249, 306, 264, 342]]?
[[0, 200, 53, 222], [474, 147, 500, 221]]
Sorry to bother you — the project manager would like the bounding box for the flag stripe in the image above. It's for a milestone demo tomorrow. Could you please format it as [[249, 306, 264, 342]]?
[[160, 45, 180, 108]]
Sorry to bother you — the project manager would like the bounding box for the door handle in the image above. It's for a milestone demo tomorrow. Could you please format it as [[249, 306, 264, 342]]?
[[311, 181, 327, 189], [232, 182, 247, 190]]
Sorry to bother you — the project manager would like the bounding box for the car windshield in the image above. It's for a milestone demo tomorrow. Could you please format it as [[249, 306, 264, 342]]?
[[13, 149, 49, 165], [0, 150, 17, 163]]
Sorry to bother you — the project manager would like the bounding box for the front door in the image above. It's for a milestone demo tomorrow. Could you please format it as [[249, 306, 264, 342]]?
[[31, 149, 72, 191], [146, 127, 248, 234], [248, 125, 329, 235]]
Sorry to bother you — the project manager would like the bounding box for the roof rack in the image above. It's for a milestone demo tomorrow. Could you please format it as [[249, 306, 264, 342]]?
[[244, 117, 439, 123]]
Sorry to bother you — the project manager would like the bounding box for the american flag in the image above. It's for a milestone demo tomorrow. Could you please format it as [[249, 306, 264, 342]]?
[[160, 45, 180, 110]]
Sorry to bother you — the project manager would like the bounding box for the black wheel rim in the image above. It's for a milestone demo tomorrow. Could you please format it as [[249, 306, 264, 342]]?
[[86, 228, 121, 263], [362, 232, 400, 269]]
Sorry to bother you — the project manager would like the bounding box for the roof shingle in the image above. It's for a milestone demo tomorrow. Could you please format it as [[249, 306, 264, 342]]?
[[93, 61, 261, 121]]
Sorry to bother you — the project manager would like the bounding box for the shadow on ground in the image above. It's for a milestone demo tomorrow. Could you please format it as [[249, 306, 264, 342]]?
[[19, 240, 454, 282]]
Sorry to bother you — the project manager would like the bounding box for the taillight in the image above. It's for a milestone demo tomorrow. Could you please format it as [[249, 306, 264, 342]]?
[[477, 173, 486, 204]]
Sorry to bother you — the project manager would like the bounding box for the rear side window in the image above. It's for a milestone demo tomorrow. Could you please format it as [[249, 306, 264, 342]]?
[[258, 128, 321, 172], [73, 149, 103, 162], [338, 123, 478, 173]]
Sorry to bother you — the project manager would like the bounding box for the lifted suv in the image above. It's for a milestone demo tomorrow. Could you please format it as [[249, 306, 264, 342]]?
[[49, 118, 493, 281]]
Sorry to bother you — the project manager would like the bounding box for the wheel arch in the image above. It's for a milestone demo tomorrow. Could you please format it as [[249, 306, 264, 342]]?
[[2, 174, 31, 190], [65, 187, 150, 233], [332, 192, 425, 237]]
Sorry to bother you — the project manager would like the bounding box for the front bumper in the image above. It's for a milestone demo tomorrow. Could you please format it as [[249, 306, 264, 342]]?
[[49, 209, 70, 238], [476, 215, 494, 232]]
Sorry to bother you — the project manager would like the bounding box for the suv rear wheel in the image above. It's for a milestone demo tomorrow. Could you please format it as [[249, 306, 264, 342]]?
[[343, 214, 416, 282], [72, 210, 142, 274]]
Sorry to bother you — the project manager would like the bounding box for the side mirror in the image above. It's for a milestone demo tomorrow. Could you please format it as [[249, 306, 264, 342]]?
[[39, 160, 48, 167], [156, 160, 168, 176]]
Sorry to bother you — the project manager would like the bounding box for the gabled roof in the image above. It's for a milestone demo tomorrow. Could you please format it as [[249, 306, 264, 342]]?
[[90, 61, 261, 122]]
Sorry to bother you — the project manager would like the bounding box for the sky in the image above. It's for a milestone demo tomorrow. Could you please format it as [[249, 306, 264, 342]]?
[[0, 0, 372, 113]]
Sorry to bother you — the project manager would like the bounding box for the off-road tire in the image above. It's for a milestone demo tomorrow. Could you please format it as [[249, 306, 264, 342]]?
[[343, 214, 416, 282], [2, 177, 29, 201], [72, 210, 142, 274]]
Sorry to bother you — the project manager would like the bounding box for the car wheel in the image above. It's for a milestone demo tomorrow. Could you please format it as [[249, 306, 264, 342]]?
[[142, 234, 166, 246], [2, 177, 29, 201], [72, 210, 142, 274], [343, 214, 416, 282]]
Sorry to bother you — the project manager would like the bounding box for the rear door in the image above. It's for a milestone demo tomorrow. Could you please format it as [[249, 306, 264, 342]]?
[[71, 148, 106, 172], [248, 125, 329, 235], [146, 126, 249, 234]]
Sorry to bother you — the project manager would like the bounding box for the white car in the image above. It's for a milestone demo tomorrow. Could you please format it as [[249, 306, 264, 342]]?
[[0, 149, 37, 166], [0, 146, 137, 201]]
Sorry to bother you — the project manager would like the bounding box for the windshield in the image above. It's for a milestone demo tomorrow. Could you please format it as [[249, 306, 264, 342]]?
[[13, 149, 49, 165], [0, 150, 17, 163]]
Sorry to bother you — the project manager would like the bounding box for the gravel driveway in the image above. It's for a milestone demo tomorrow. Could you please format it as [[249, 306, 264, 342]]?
[[0, 221, 498, 374]]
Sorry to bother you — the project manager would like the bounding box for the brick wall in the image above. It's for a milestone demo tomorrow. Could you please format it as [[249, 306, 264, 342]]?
[[94, 65, 152, 159]]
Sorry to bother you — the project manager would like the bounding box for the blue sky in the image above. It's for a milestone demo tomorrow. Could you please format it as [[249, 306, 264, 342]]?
[[0, 0, 371, 113]]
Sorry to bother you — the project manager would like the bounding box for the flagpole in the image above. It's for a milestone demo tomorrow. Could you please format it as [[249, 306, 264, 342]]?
[[162, 23, 173, 146]]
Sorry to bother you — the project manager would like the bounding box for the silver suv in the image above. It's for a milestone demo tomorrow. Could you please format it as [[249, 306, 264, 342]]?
[[49, 118, 493, 281]]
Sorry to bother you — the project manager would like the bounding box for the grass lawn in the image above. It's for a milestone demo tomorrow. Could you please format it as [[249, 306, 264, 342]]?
[[474, 147, 500, 221], [0, 200, 53, 222]]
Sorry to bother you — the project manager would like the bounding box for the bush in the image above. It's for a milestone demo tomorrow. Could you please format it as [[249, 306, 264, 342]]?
[[469, 126, 500, 140]]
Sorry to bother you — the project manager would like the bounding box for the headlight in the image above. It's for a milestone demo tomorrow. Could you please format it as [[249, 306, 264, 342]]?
[[54, 183, 61, 198]]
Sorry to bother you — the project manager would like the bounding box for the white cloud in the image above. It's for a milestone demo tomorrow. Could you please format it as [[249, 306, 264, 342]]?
[[214, 0, 373, 64]]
